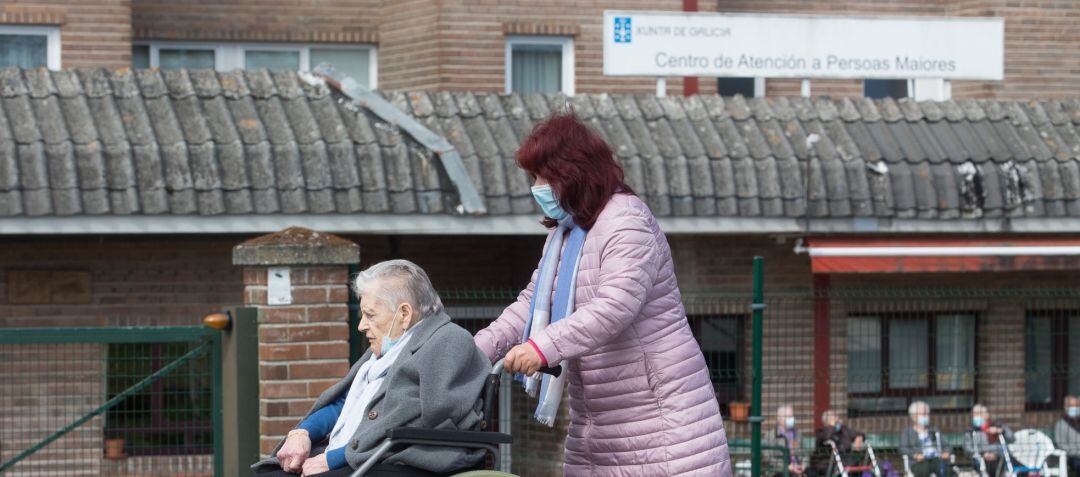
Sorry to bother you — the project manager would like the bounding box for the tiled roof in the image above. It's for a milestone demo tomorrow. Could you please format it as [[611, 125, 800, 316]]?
[[2, 67, 1080, 222]]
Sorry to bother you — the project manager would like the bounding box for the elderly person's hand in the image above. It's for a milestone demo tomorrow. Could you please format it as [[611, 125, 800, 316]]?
[[301, 454, 329, 476], [504, 342, 543, 376], [984, 452, 998, 461], [277, 429, 311, 473]]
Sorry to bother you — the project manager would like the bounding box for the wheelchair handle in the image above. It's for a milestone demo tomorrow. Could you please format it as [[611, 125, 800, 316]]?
[[490, 359, 562, 377]]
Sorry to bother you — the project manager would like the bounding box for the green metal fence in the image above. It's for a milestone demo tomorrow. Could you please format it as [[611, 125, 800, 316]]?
[[0, 327, 222, 477], [442, 280, 1080, 477]]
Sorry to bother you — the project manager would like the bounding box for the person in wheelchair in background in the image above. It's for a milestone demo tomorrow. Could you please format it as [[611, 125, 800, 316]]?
[[250, 260, 490, 477], [808, 410, 866, 477], [962, 404, 1014, 477], [901, 401, 953, 477], [771, 405, 807, 477]]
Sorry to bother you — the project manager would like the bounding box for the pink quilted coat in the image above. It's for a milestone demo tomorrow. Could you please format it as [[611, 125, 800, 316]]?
[[475, 193, 732, 476]]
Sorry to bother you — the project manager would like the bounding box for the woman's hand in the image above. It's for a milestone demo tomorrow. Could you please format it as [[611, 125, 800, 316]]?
[[504, 343, 543, 376], [301, 453, 329, 476], [277, 429, 311, 473]]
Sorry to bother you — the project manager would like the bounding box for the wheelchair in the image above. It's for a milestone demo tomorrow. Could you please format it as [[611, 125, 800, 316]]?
[[347, 359, 561, 477], [824, 439, 881, 477]]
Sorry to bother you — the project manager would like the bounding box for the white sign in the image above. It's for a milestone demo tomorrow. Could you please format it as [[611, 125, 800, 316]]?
[[268, 267, 292, 306], [604, 11, 1004, 80]]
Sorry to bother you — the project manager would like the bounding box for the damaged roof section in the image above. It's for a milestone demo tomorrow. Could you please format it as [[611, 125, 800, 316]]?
[[0, 67, 481, 218], [0, 66, 1079, 222]]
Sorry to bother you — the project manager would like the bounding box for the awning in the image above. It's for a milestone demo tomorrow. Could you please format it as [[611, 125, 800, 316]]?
[[801, 237, 1080, 273]]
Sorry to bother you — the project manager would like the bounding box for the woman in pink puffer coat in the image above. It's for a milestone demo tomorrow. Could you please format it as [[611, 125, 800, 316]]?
[[474, 113, 732, 476]]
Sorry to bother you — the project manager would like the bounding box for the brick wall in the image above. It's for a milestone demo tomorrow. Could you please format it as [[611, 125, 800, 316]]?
[[2, 0, 131, 69], [372, 0, 1080, 99], [4, 0, 1069, 99], [3, 232, 1077, 466], [0, 235, 241, 328], [131, 0, 379, 43]]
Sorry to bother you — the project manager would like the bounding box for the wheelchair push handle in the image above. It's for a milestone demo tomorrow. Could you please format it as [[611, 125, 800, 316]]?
[[490, 358, 562, 378]]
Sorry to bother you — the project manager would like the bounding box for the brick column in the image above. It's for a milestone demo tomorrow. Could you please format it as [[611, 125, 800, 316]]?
[[232, 227, 360, 456]]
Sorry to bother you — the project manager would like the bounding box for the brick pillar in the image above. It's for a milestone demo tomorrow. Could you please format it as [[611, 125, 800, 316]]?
[[232, 227, 360, 456]]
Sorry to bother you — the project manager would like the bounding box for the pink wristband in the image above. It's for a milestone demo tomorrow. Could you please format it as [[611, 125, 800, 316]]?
[[526, 338, 548, 367]]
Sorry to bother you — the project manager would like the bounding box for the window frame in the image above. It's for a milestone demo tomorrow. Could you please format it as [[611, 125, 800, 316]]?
[[504, 35, 575, 96], [0, 24, 61, 70], [863, 78, 912, 99], [846, 310, 979, 416], [717, 77, 765, 98], [688, 313, 746, 415], [1024, 310, 1077, 411], [134, 41, 378, 88]]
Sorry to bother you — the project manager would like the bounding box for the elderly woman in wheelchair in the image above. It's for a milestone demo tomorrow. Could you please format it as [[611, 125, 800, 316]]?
[[250, 260, 495, 477], [962, 404, 1014, 477], [901, 402, 953, 477]]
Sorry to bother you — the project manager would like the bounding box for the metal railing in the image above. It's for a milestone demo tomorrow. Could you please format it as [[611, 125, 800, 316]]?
[[0, 327, 222, 477]]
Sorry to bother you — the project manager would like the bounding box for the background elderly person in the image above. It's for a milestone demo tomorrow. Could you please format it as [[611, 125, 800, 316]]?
[[771, 405, 806, 477], [474, 113, 730, 476], [251, 260, 490, 477], [1054, 395, 1080, 476], [901, 401, 951, 477], [963, 404, 1014, 477], [809, 410, 864, 477]]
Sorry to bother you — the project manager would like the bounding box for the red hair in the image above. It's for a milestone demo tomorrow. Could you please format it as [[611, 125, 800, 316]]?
[[516, 113, 633, 229]]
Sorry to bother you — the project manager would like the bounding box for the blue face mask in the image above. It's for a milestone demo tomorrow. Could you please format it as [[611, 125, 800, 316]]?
[[531, 184, 568, 221], [835, 422, 843, 431], [379, 312, 402, 356], [972, 416, 985, 427], [1068, 407, 1080, 418], [785, 417, 796, 429], [917, 416, 930, 427]]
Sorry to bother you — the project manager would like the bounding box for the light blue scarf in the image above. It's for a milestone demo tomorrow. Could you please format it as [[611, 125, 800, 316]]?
[[520, 218, 587, 426]]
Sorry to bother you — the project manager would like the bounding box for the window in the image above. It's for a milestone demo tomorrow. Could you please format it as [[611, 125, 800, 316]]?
[[847, 312, 976, 415], [132, 42, 377, 89], [1025, 311, 1080, 409], [0, 25, 60, 70], [689, 314, 744, 414], [106, 342, 213, 455], [864, 79, 909, 99], [505, 36, 574, 95], [718, 77, 763, 97]]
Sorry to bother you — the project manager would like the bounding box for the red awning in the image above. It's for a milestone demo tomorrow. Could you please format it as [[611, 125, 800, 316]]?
[[803, 237, 1080, 273]]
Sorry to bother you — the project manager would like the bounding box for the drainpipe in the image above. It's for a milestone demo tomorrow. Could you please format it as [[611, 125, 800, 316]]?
[[683, 0, 700, 96]]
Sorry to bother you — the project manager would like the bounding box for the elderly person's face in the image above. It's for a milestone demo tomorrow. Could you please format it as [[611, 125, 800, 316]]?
[[1066, 396, 1080, 416], [911, 404, 930, 427], [357, 286, 414, 358]]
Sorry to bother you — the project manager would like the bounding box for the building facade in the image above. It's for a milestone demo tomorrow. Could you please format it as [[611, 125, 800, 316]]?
[[1, 1, 1080, 476], [2, 1, 1079, 98]]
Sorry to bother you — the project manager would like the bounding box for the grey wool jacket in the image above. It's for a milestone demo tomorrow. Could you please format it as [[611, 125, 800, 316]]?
[[900, 427, 944, 458], [1056, 419, 1080, 455], [252, 311, 491, 473]]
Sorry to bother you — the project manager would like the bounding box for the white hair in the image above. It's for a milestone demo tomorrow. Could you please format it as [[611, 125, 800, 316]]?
[[775, 405, 793, 427], [822, 409, 840, 423], [909, 400, 929, 416], [352, 259, 443, 319], [972, 404, 988, 414]]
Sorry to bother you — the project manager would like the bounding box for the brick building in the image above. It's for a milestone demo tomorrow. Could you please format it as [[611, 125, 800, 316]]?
[[1, 1, 1080, 476]]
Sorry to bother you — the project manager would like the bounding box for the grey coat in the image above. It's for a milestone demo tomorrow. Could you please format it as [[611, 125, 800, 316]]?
[[252, 312, 491, 473], [901, 426, 945, 458], [1055, 419, 1080, 455], [962, 423, 1015, 457]]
